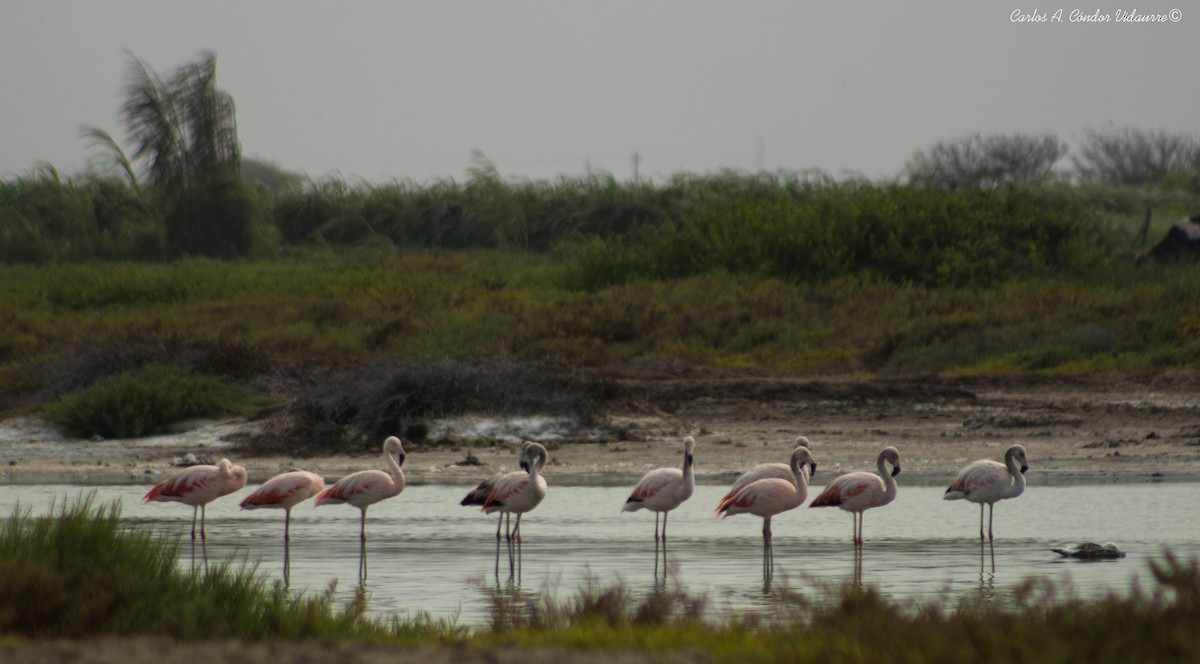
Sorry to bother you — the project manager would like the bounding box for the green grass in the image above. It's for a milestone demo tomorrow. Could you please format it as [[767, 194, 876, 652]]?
[[2, 252, 1199, 417], [0, 494, 456, 640]]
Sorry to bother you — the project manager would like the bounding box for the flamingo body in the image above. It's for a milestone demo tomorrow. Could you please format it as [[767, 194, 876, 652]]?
[[623, 437, 696, 541], [241, 470, 326, 512], [143, 458, 248, 540], [810, 446, 901, 547], [944, 444, 1029, 540]]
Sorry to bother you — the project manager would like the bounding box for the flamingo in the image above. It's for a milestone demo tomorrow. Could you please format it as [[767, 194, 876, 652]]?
[[716, 445, 816, 544], [622, 436, 696, 542], [944, 444, 1029, 541], [239, 470, 326, 541], [143, 458, 248, 540], [809, 446, 901, 547], [727, 435, 812, 493], [314, 436, 406, 542], [462, 441, 548, 542], [461, 441, 534, 540]]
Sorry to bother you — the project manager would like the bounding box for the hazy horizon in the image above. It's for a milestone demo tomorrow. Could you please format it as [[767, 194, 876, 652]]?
[[1, 2, 1194, 184]]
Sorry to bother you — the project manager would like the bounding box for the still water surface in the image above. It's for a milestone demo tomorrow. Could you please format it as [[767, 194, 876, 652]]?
[[2, 482, 1197, 626]]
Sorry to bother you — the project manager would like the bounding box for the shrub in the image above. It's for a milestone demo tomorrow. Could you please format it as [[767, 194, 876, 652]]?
[[905, 133, 1068, 190], [43, 364, 247, 438]]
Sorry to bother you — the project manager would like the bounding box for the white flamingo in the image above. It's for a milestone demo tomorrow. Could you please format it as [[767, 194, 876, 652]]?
[[809, 446, 901, 547], [143, 458, 248, 540], [944, 444, 1029, 541], [716, 445, 816, 545], [727, 435, 812, 493], [463, 441, 548, 542], [314, 436, 406, 542], [622, 436, 696, 541]]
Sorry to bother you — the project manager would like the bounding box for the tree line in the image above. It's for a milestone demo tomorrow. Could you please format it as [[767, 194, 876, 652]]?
[[2, 52, 1199, 264]]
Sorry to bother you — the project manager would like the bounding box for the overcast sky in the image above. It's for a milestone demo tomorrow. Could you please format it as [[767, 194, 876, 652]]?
[[1, 2, 1194, 184]]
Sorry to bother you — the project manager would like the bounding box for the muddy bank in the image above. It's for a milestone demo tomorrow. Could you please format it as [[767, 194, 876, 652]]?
[[2, 371, 1198, 487]]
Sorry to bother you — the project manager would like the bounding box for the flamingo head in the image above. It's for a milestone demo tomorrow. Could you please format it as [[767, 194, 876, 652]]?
[[792, 446, 817, 479], [683, 436, 696, 467], [882, 446, 902, 477], [1010, 444, 1029, 474], [793, 435, 812, 450], [384, 436, 406, 467]]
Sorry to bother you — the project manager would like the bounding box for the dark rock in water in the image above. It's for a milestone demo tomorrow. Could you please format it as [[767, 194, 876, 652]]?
[[1051, 542, 1126, 559], [1143, 216, 1200, 264]]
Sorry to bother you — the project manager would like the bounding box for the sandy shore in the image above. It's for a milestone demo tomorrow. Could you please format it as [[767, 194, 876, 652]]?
[[2, 374, 1198, 487]]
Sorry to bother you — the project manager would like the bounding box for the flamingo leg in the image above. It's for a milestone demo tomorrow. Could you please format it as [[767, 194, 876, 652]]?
[[979, 504, 986, 541], [359, 507, 368, 543], [495, 514, 504, 541], [190, 506, 199, 541], [662, 512, 669, 542], [988, 503, 995, 541], [512, 514, 523, 543], [199, 504, 208, 541], [284, 508, 292, 542]]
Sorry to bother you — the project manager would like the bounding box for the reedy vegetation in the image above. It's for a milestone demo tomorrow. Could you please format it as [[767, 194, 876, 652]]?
[[2, 497, 1199, 663]]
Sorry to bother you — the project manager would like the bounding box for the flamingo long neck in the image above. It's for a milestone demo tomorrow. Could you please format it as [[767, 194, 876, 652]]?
[[1005, 449, 1026, 499], [384, 448, 406, 495], [789, 453, 810, 503], [877, 452, 897, 504], [680, 448, 695, 499]]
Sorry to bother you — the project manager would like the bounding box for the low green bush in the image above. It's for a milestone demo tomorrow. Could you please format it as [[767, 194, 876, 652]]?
[[43, 364, 248, 438]]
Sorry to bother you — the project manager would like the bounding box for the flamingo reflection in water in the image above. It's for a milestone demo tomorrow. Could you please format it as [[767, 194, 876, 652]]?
[[314, 436, 406, 582]]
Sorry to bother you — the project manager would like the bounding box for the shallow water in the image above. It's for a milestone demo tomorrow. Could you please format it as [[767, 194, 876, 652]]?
[[2, 482, 1197, 626]]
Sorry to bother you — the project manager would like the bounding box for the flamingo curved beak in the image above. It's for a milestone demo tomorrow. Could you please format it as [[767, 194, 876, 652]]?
[[809, 462, 817, 478], [891, 465, 902, 477], [1020, 464, 1029, 474]]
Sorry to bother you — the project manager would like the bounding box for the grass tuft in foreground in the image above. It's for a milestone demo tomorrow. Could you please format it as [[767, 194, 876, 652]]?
[[0, 494, 457, 641]]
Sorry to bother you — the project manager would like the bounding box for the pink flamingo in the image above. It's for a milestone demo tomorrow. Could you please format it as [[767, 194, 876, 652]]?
[[239, 470, 326, 541], [314, 436, 406, 542], [727, 436, 812, 493], [809, 446, 901, 547], [460, 442, 533, 540], [716, 445, 816, 545], [944, 444, 1028, 541], [143, 458, 248, 540], [622, 436, 696, 542], [462, 441, 548, 542]]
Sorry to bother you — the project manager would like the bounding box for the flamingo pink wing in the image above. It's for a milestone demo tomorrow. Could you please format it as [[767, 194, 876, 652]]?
[[143, 465, 218, 502]]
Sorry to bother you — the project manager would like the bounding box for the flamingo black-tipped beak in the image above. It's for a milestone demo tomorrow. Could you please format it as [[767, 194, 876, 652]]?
[[520, 460, 530, 472], [1020, 464, 1029, 474], [397, 453, 407, 467], [809, 462, 817, 478], [891, 465, 902, 477], [686, 453, 694, 467]]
